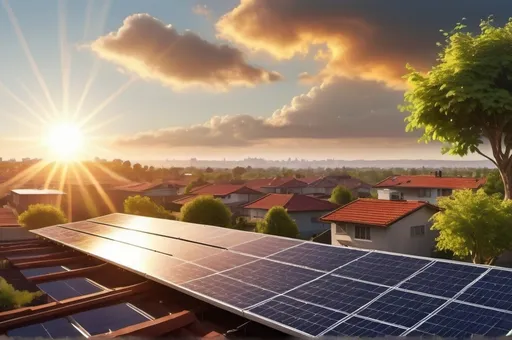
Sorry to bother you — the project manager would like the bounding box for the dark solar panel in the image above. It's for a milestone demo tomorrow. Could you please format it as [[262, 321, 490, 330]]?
[[193, 251, 256, 272], [155, 262, 215, 284], [415, 302, 512, 338], [286, 275, 387, 313], [222, 259, 321, 293], [7, 318, 83, 338], [37, 278, 103, 301], [399, 262, 486, 298], [181, 274, 276, 309], [229, 236, 303, 257], [333, 252, 431, 286], [21, 266, 67, 278], [457, 269, 512, 312], [324, 316, 405, 337], [71, 303, 151, 336], [357, 289, 446, 328], [269, 243, 367, 272], [247, 296, 346, 337]]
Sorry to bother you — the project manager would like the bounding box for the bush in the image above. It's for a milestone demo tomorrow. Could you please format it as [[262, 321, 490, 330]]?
[[234, 216, 256, 231], [180, 196, 232, 228], [18, 204, 67, 230], [0, 278, 42, 311], [329, 186, 353, 205], [123, 195, 175, 219], [256, 206, 299, 238]]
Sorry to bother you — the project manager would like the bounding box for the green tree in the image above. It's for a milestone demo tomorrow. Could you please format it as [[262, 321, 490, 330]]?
[[184, 175, 208, 194], [432, 189, 512, 265], [329, 186, 353, 205], [256, 206, 299, 238], [18, 204, 67, 230], [232, 166, 246, 179], [123, 195, 175, 219], [122, 160, 132, 168], [0, 278, 42, 311], [401, 18, 512, 199], [180, 196, 232, 228], [484, 169, 505, 199]]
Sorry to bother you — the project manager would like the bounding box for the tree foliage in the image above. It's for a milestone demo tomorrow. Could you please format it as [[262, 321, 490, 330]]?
[[432, 189, 512, 264], [484, 169, 505, 199], [180, 196, 232, 228], [401, 18, 512, 199], [0, 278, 42, 311], [256, 206, 299, 238], [18, 204, 67, 230], [329, 185, 353, 205], [123, 195, 175, 219], [184, 175, 208, 194]]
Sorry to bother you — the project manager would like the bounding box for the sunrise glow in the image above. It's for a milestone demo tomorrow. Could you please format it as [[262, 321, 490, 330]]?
[[43, 121, 85, 161]]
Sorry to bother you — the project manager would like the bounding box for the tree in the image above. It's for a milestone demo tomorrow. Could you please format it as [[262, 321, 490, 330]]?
[[0, 278, 42, 311], [18, 204, 67, 230], [329, 185, 353, 205], [205, 167, 214, 173], [402, 18, 512, 199], [432, 189, 512, 264], [180, 196, 232, 228], [232, 166, 246, 179], [123, 195, 175, 220], [256, 206, 299, 238], [123, 160, 132, 168], [484, 169, 505, 199], [184, 176, 207, 194]]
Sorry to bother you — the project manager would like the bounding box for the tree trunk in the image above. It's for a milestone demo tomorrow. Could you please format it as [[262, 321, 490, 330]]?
[[498, 165, 512, 200]]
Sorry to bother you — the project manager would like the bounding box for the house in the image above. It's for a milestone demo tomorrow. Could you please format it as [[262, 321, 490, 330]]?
[[246, 177, 308, 194], [0, 207, 34, 241], [10, 189, 66, 213], [302, 175, 373, 197], [321, 198, 440, 257], [111, 180, 187, 209], [374, 171, 487, 205], [243, 193, 339, 238]]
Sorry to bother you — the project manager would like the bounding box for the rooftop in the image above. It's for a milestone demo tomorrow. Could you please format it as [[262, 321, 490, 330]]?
[[243, 193, 338, 212], [11, 189, 66, 196], [374, 175, 487, 189], [0, 208, 19, 227], [190, 184, 262, 196]]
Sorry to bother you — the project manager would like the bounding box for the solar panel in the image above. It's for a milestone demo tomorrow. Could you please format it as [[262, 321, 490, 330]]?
[[268, 243, 367, 272], [457, 268, 512, 312], [7, 318, 83, 338], [154, 262, 215, 284], [247, 296, 346, 337], [285, 275, 387, 313], [201, 229, 265, 248], [222, 259, 322, 293], [414, 302, 512, 338], [192, 251, 256, 272], [37, 278, 104, 301], [229, 236, 303, 257], [399, 261, 487, 298], [333, 252, 431, 286], [356, 289, 446, 328], [323, 316, 405, 337], [21, 266, 67, 278], [181, 274, 276, 309]]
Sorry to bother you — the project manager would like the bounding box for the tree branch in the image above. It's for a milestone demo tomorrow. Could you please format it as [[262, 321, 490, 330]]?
[[475, 147, 499, 167]]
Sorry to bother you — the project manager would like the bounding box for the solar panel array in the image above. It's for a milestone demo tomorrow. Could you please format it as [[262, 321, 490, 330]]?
[[31, 213, 512, 338]]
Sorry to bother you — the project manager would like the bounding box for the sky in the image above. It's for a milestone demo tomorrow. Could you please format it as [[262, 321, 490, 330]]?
[[0, 0, 511, 161]]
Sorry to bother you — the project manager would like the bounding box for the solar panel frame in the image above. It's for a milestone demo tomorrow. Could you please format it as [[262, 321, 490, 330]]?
[[322, 316, 406, 337]]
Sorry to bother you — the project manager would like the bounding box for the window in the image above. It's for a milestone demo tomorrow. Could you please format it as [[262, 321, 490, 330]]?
[[418, 189, 431, 197], [355, 226, 371, 240], [410, 225, 425, 237]]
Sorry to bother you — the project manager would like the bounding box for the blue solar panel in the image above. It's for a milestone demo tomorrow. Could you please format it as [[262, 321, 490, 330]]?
[[21, 266, 67, 278], [7, 318, 83, 338], [399, 262, 486, 298], [181, 274, 276, 309], [155, 262, 215, 284], [333, 252, 431, 286], [37, 278, 103, 301], [269, 243, 367, 271], [357, 289, 446, 328], [457, 269, 512, 312], [193, 251, 256, 272], [229, 236, 303, 257], [286, 275, 386, 313], [415, 302, 512, 338], [222, 259, 321, 293], [323, 316, 405, 337], [71, 303, 151, 336], [247, 296, 346, 336]]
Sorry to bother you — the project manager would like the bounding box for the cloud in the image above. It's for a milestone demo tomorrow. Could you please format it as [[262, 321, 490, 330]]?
[[90, 13, 282, 90], [116, 78, 415, 148], [192, 4, 212, 18], [216, 0, 510, 88]]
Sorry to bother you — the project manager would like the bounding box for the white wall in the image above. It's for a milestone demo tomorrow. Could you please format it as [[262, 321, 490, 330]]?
[[377, 188, 442, 205]]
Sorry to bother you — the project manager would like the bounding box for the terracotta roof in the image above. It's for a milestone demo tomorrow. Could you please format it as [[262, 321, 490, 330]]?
[[0, 208, 19, 227], [172, 195, 197, 205], [374, 175, 487, 189], [321, 198, 439, 227], [190, 184, 261, 196], [244, 193, 338, 212]]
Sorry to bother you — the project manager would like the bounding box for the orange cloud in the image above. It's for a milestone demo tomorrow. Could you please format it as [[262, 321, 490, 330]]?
[[192, 4, 212, 18], [91, 13, 282, 91]]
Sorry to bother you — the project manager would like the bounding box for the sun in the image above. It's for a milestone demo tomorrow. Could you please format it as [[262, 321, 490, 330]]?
[[43, 121, 85, 161]]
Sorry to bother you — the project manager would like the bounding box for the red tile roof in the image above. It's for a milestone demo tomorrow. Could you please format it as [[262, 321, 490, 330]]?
[[114, 180, 187, 193], [190, 184, 261, 196], [374, 175, 487, 189], [245, 177, 308, 190], [0, 208, 19, 227], [244, 194, 339, 212], [172, 195, 197, 205], [321, 199, 439, 227]]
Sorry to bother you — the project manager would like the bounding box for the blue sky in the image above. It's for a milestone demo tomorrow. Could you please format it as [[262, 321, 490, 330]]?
[[0, 0, 509, 161]]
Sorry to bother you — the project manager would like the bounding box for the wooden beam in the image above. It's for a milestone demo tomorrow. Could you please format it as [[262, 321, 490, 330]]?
[[28, 263, 108, 284], [13, 256, 89, 269], [0, 241, 48, 250]]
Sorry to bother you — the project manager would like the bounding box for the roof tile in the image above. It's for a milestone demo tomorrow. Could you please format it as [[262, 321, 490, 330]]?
[[374, 175, 486, 189], [244, 193, 338, 212]]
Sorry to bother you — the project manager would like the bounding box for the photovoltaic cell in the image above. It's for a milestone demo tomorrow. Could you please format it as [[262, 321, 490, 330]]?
[[247, 296, 346, 337], [193, 251, 256, 272], [37, 278, 103, 301], [399, 262, 486, 298], [155, 262, 215, 284], [229, 236, 303, 257], [333, 252, 431, 286], [457, 269, 512, 312], [357, 289, 446, 328], [181, 274, 276, 309], [269, 243, 367, 272], [324, 316, 405, 337], [286, 275, 386, 313], [21, 266, 67, 278], [416, 302, 512, 338], [203, 229, 265, 249], [7, 318, 83, 338], [223, 259, 321, 293]]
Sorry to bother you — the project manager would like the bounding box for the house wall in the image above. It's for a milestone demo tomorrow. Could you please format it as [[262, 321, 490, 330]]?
[[330, 207, 437, 257], [220, 193, 262, 204], [144, 187, 179, 197], [377, 188, 451, 205]]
